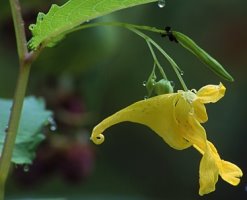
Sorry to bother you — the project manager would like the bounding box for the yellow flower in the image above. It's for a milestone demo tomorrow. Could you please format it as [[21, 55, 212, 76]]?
[[91, 83, 242, 195]]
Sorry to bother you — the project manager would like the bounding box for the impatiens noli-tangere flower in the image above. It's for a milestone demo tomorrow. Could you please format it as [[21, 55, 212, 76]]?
[[90, 83, 243, 195]]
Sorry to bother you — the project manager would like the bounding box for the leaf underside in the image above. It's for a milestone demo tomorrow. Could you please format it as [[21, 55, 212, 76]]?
[[0, 97, 52, 164], [28, 0, 157, 50]]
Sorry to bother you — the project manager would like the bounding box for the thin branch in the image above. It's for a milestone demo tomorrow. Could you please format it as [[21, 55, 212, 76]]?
[[146, 40, 167, 79]]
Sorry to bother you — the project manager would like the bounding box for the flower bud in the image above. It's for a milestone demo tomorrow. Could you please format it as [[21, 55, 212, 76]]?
[[154, 79, 174, 95]]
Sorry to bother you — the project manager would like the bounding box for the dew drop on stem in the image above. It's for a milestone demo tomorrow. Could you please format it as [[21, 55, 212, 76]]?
[[142, 81, 146, 87], [158, 0, 166, 8]]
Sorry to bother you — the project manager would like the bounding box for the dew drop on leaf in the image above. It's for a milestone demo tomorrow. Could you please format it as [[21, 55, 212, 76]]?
[[48, 117, 57, 132], [158, 0, 166, 8], [143, 81, 147, 86]]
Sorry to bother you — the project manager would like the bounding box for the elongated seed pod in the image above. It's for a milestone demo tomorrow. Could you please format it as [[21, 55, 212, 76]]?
[[173, 31, 234, 82]]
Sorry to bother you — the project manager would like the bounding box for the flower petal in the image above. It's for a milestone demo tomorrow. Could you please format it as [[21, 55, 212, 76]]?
[[192, 100, 208, 123], [207, 141, 243, 186], [91, 93, 191, 150], [199, 144, 219, 196], [182, 116, 208, 151], [174, 95, 208, 150], [195, 141, 243, 194], [220, 160, 243, 186], [197, 83, 226, 104]]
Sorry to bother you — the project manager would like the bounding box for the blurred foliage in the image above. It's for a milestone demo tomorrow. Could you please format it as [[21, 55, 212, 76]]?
[[0, 0, 246, 199], [0, 97, 52, 164]]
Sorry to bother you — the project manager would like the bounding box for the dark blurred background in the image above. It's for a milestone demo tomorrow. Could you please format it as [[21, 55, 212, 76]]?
[[0, 0, 246, 199]]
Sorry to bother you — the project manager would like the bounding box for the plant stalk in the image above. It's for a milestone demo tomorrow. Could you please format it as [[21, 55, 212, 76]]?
[[9, 0, 28, 60], [0, 0, 33, 199], [0, 63, 31, 199]]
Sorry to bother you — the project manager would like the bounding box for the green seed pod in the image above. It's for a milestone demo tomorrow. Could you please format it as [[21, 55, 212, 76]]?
[[173, 31, 234, 82], [154, 79, 174, 95]]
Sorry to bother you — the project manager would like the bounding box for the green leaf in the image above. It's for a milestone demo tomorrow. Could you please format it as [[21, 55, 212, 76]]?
[[173, 31, 234, 82], [0, 97, 52, 164], [28, 0, 157, 49]]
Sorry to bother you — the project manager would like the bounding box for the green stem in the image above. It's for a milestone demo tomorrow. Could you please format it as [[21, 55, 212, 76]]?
[[9, 0, 28, 60], [146, 40, 167, 79], [0, 0, 35, 199], [150, 40, 188, 91], [66, 21, 166, 36], [127, 27, 188, 91], [0, 63, 31, 200]]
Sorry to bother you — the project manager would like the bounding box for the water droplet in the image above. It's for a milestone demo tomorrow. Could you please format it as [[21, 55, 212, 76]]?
[[5, 126, 8, 133], [48, 117, 57, 132], [144, 96, 148, 100], [50, 125, 57, 131], [180, 71, 184, 76], [170, 81, 175, 87], [142, 81, 146, 87], [158, 0, 166, 8], [23, 165, 29, 172]]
